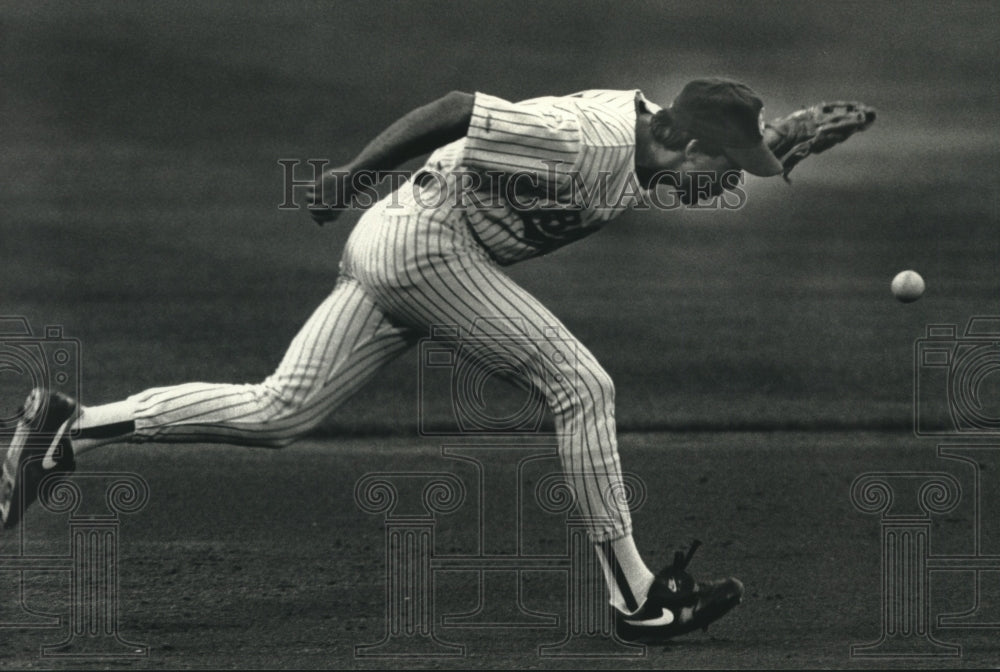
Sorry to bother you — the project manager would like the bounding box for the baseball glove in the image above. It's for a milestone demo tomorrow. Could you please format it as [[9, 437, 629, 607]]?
[[766, 101, 876, 182]]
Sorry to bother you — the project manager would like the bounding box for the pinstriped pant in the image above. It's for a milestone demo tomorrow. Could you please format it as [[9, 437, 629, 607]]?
[[127, 199, 630, 541]]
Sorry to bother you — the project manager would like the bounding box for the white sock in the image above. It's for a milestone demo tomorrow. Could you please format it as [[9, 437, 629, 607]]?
[[69, 398, 139, 455], [595, 535, 655, 614]]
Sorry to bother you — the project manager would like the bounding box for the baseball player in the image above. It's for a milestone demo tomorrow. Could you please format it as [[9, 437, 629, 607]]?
[[1, 78, 874, 644]]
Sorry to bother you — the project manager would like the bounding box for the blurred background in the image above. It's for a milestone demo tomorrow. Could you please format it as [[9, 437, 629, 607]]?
[[1, 0, 997, 433]]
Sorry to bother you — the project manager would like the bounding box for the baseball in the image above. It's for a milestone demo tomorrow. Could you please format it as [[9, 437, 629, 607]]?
[[891, 270, 925, 303]]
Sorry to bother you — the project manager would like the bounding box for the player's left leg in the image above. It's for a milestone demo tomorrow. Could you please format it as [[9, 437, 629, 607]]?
[[73, 275, 416, 450], [1, 276, 416, 528]]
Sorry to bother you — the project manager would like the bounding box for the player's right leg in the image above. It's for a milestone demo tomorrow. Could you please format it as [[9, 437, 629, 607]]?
[[345, 204, 743, 642]]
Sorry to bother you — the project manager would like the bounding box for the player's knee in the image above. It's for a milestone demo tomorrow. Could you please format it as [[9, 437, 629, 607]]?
[[258, 376, 309, 411], [238, 415, 308, 449], [557, 364, 615, 415], [587, 366, 616, 408], [243, 382, 319, 447]]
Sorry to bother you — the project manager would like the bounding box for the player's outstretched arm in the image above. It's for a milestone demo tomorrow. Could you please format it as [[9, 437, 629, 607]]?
[[307, 90, 475, 224], [764, 101, 876, 182]]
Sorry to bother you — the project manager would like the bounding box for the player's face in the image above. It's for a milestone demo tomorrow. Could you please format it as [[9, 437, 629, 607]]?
[[676, 152, 742, 205]]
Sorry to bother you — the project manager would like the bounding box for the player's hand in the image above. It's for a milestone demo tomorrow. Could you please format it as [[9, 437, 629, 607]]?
[[305, 165, 353, 226]]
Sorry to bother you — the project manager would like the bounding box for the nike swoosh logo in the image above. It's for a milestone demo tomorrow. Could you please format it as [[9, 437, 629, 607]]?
[[42, 417, 73, 470], [625, 608, 675, 627]]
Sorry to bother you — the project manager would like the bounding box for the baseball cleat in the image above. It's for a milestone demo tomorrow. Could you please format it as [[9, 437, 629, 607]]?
[[0, 389, 78, 531], [615, 540, 744, 644]]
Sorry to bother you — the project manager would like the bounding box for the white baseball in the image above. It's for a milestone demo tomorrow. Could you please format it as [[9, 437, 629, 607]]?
[[891, 270, 925, 303]]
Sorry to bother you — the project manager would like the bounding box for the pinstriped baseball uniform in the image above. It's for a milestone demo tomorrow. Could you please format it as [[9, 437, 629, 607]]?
[[125, 89, 657, 542]]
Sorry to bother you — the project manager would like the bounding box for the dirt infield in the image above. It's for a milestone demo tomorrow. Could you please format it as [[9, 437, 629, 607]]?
[[0, 433, 998, 669], [1, 432, 998, 669]]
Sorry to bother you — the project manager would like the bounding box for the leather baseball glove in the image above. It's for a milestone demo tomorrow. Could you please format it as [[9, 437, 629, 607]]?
[[766, 101, 877, 182]]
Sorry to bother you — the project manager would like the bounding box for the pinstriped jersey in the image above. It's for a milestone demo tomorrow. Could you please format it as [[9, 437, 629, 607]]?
[[396, 90, 660, 265]]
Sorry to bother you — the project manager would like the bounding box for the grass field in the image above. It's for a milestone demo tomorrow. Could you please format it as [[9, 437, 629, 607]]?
[[1, 1, 999, 668]]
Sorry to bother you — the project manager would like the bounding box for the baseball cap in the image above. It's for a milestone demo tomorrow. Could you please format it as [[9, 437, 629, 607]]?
[[670, 78, 783, 177]]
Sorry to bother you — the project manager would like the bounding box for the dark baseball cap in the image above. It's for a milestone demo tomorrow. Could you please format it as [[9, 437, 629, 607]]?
[[670, 78, 783, 177]]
